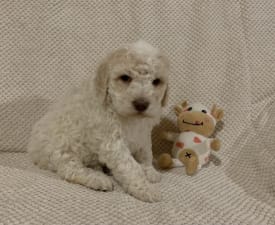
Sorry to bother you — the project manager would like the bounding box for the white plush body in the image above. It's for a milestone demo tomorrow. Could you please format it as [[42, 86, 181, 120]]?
[[27, 41, 169, 202], [171, 132, 213, 169]]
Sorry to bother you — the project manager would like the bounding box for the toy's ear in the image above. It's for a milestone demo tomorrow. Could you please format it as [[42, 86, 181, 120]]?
[[174, 101, 188, 116], [174, 105, 182, 116], [211, 104, 224, 121]]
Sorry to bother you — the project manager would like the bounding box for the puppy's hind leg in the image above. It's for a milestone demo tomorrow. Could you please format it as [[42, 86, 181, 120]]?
[[57, 155, 113, 191]]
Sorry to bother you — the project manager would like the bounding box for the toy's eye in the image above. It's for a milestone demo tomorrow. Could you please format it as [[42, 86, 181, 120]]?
[[187, 107, 192, 111], [119, 74, 132, 83], [152, 78, 162, 86], [202, 110, 207, 113]]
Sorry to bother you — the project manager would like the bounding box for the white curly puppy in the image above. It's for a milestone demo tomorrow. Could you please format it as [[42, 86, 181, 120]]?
[[28, 41, 169, 202]]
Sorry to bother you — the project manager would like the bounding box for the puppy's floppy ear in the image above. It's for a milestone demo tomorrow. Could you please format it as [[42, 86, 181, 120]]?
[[94, 59, 109, 103], [94, 47, 128, 103], [161, 85, 169, 107], [159, 52, 170, 107]]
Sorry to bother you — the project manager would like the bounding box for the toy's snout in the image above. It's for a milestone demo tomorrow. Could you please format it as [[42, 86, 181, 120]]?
[[181, 111, 211, 125], [178, 111, 215, 137]]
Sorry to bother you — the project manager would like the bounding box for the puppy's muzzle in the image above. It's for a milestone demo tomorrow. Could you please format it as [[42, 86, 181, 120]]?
[[132, 98, 150, 112]]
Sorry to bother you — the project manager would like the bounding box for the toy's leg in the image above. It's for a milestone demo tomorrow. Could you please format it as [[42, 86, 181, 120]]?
[[157, 153, 174, 169], [178, 149, 198, 176]]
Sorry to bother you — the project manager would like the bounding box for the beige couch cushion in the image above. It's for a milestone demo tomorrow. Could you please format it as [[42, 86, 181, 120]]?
[[0, 152, 274, 225]]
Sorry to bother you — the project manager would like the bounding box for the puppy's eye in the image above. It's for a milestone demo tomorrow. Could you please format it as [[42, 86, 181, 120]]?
[[202, 110, 207, 114], [119, 74, 132, 83], [187, 107, 192, 111], [152, 78, 162, 86]]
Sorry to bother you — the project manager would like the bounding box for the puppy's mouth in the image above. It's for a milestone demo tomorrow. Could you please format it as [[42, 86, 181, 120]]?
[[134, 111, 154, 118], [183, 120, 203, 126], [117, 109, 153, 119]]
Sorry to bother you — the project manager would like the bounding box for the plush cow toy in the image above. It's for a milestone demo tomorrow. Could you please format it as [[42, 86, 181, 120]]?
[[157, 101, 224, 175]]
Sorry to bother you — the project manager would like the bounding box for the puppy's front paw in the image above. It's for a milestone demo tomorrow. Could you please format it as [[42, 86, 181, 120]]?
[[76, 172, 114, 191], [143, 166, 162, 183], [127, 181, 162, 203], [89, 175, 114, 191]]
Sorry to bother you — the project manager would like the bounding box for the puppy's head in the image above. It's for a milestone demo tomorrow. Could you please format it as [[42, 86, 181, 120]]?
[[94, 41, 169, 118]]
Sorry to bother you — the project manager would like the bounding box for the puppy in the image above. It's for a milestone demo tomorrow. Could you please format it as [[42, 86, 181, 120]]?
[[27, 41, 169, 202]]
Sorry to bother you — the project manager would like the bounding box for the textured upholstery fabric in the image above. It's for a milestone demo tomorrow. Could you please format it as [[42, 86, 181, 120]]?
[[0, 0, 274, 224]]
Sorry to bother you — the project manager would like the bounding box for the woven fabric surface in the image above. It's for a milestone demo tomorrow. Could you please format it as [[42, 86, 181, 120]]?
[[0, 152, 274, 225], [0, 0, 275, 224]]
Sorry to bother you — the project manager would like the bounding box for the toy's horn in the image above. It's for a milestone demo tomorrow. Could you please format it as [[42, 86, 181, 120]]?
[[181, 101, 188, 109], [174, 101, 188, 116]]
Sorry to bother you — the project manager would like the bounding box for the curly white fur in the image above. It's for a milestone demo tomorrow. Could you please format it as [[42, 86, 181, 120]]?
[[27, 41, 169, 202]]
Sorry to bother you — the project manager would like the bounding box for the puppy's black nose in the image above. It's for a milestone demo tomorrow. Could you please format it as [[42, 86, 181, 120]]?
[[132, 98, 150, 112]]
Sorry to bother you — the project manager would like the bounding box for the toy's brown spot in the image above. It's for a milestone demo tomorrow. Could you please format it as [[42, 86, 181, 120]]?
[[176, 142, 184, 148], [193, 137, 202, 143]]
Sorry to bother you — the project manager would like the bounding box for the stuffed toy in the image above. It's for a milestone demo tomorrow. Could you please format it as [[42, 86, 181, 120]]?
[[157, 101, 224, 175]]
